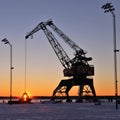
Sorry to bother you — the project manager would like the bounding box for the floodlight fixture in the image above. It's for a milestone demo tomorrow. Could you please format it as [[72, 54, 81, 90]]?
[[101, 3, 115, 13]]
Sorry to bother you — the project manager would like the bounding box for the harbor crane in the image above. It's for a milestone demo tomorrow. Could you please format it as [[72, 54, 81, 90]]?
[[25, 20, 96, 102]]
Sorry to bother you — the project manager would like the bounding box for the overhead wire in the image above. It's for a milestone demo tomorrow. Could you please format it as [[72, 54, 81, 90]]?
[[24, 39, 27, 93]]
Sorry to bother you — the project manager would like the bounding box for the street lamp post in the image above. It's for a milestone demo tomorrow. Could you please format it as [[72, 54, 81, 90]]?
[[101, 3, 119, 109], [1, 38, 14, 104]]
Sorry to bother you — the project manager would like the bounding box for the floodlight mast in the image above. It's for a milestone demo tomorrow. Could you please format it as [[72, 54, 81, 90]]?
[[101, 3, 119, 109], [1, 38, 14, 104]]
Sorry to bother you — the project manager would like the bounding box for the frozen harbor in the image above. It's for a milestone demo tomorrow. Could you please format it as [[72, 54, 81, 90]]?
[[0, 102, 120, 120]]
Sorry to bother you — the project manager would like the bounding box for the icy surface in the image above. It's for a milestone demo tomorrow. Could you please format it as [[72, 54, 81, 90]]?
[[0, 102, 120, 120]]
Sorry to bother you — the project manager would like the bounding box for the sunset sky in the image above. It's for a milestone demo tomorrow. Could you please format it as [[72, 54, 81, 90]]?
[[0, 0, 120, 97]]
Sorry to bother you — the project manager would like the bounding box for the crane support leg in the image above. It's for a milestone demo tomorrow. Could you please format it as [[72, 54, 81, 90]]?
[[85, 78, 96, 97], [79, 78, 96, 96], [52, 79, 73, 101], [52, 78, 96, 102], [79, 85, 84, 96]]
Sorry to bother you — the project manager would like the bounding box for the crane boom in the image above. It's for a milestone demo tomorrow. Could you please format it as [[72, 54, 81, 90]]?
[[45, 20, 93, 64], [25, 22, 42, 39], [45, 20, 86, 55], [40, 23, 71, 69], [25, 22, 71, 69]]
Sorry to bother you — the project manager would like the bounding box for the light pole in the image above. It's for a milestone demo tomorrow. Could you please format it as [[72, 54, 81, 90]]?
[[1, 38, 14, 104], [101, 3, 119, 109]]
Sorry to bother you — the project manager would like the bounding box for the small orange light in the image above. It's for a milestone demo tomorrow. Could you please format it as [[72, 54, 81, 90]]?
[[23, 94, 27, 101], [19, 92, 31, 103]]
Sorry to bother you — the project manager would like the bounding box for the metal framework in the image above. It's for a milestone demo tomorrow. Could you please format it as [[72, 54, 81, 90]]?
[[25, 20, 96, 102]]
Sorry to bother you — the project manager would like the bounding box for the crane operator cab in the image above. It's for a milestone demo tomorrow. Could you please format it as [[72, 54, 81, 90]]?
[[63, 62, 94, 77]]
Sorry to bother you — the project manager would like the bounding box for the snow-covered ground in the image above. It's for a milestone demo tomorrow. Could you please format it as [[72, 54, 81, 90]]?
[[0, 102, 120, 120]]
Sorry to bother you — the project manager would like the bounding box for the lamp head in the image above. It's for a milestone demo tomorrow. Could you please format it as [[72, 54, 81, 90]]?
[[2, 38, 7, 42], [1, 38, 9, 44], [101, 3, 115, 13]]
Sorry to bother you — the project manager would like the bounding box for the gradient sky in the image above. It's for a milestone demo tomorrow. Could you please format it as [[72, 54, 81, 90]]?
[[0, 0, 120, 96]]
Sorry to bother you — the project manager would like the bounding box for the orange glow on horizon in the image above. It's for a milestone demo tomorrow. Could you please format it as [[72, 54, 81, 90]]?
[[0, 71, 119, 97]]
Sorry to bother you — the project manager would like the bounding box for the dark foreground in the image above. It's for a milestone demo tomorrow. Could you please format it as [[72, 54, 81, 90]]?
[[0, 102, 120, 120]]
